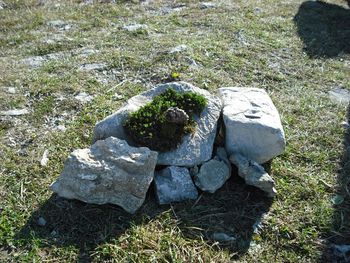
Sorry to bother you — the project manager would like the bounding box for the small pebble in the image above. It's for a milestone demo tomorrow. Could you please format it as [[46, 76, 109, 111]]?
[[200, 2, 216, 9], [113, 93, 123, 100], [341, 121, 349, 129], [7, 87, 16, 94], [40, 150, 49, 166], [37, 217, 47, 227], [75, 92, 94, 103], [122, 24, 148, 32], [169, 44, 188, 54], [212, 232, 236, 242], [0, 109, 29, 116]]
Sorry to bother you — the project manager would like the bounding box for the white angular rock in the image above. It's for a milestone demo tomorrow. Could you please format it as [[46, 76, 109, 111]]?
[[194, 147, 231, 193], [75, 92, 94, 103], [169, 44, 188, 54], [40, 149, 49, 166], [122, 24, 148, 32], [51, 137, 158, 213], [6, 87, 16, 94], [200, 2, 217, 9], [218, 87, 285, 164], [78, 63, 107, 71], [0, 1, 7, 9], [0, 109, 29, 116], [93, 82, 222, 166], [154, 166, 198, 205], [229, 153, 276, 197], [329, 87, 350, 104]]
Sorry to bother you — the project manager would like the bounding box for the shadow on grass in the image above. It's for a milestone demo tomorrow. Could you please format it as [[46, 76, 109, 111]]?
[[294, 1, 350, 58], [14, 169, 272, 261], [320, 104, 350, 262]]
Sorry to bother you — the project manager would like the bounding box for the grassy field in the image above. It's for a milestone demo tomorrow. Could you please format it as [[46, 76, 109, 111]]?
[[0, 0, 349, 262]]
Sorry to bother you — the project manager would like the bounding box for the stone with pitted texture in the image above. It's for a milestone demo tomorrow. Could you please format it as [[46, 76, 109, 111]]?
[[218, 87, 285, 164], [50, 137, 158, 213], [154, 166, 198, 204]]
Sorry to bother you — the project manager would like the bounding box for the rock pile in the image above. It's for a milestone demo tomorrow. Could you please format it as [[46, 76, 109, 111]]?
[[51, 82, 286, 213]]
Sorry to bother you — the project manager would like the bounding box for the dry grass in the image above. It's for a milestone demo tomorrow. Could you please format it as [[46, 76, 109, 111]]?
[[0, 0, 349, 262]]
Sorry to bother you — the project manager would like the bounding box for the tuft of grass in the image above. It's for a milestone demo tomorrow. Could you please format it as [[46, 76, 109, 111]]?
[[123, 88, 207, 152]]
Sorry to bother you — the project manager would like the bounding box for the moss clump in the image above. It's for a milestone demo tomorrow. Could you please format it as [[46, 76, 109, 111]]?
[[123, 89, 207, 152]]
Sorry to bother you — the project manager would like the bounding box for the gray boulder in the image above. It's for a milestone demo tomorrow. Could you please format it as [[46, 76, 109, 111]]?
[[194, 147, 231, 193], [154, 166, 198, 205], [218, 87, 285, 164], [93, 82, 222, 167], [229, 153, 276, 197], [51, 137, 158, 213]]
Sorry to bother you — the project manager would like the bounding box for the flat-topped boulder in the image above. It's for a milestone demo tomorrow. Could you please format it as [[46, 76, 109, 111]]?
[[51, 137, 158, 214], [218, 87, 285, 164], [93, 82, 222, 167]]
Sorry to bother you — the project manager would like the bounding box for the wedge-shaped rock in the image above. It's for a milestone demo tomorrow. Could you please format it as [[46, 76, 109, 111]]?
[[154, 166, 198, 204], [51, 137, 158, 213], [93, 82, 222, 166], [218, 87, 285, 164], [194, 147, 231, 193], [230, 153, 276, 197]]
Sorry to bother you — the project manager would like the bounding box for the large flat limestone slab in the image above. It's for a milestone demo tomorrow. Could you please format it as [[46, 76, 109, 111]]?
[[93, 82, 222, 167]]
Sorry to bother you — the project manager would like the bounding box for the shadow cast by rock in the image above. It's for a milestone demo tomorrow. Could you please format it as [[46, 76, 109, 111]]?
[[320, 104, 350, 262], [14, 192, 166, 262], [172, 170, 273, 257], [294, 1, 350, 58], [14, 169, 273, 261]]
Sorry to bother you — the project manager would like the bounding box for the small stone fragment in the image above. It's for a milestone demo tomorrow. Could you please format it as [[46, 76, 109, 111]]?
[[78, 63, 107, 71], [47, 20, 71, 31], [122, 24, 148, 32], [0, 109, 29, 116], [341, 121, 350, 129], [81, 0, 93, 4], [112, 93, 123, 100], [329, 87, 350, 104], [78, 48, 99, 57], [75, 92, 94, 103], [6, 87, 16, 94], [154, 166, 198, 205], [56, 125, 67, 131], [229, 153, 276, 197], [169, 44, 188, 54], [51, 137, 158, 213], [200, 2, 216, 9], [40, 149, 49, 166], [212, 232, 236, 242], [194, 147, 231, 193], [165, 107, 189, 124], [37, 217, 47, 227], [0, 0, 7, 9]]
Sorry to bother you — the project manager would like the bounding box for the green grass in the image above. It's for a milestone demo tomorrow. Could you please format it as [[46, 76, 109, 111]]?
[[0, 0, 349, 262]]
